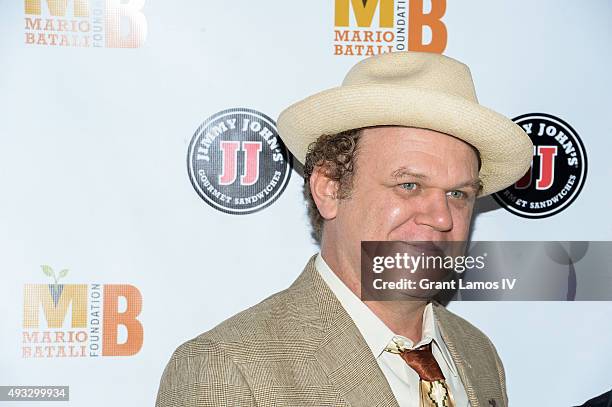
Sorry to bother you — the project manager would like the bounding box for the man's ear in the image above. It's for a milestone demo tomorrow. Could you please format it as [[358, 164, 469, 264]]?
[[309, 165, 340, 220]]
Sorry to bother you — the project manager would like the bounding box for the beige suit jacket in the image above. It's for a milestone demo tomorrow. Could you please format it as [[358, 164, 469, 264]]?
[[156, 255, 508, 407]]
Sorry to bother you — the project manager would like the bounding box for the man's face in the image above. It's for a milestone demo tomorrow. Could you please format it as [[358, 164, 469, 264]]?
[[330, 126, 480, 262]]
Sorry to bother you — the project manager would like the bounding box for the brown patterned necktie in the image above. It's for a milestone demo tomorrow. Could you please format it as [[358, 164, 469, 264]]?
[[393, 342, 455, 407]]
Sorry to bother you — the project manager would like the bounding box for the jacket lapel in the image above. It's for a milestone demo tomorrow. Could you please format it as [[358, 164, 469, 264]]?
[[291, 256, 400, 407], [432, 302, 504, 407]]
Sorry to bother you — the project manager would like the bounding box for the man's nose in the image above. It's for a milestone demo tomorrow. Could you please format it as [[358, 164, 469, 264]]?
[[413, 189, 453, 232]]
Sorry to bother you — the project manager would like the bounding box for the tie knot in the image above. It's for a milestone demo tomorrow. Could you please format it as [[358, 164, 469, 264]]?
[[399, 342, 445, 382]]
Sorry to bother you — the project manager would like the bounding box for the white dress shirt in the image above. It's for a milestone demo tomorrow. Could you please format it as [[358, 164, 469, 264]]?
[[315, 253, 470, 407]]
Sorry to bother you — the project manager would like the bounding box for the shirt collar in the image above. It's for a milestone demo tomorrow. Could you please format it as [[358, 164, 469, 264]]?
[[314, 253, 458, 377]]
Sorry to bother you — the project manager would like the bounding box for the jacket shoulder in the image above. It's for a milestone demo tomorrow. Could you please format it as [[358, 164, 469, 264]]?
[[155, 289, 295, 406], [156, 277, 325, 406], [156, 334, 256, 407], [201, 283, 322, 345]]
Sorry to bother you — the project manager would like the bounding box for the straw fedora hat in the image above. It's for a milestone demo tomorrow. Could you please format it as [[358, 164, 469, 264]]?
[[276, 51, 533, 197]]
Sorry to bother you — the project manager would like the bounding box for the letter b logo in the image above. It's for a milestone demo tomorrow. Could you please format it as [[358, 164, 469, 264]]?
[[102, 284, 143, 356], [105, 0, 148, 48]]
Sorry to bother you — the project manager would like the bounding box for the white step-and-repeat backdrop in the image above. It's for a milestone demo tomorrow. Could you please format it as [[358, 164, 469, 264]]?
[[1, 0, 611, 405]]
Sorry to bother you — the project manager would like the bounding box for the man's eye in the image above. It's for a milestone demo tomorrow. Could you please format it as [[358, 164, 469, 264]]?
[[447, 190, 466, 199], [400, 183, 418, 191]]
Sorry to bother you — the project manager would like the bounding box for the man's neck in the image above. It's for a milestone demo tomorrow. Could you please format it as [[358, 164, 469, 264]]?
[[364, 300, 427, 344]]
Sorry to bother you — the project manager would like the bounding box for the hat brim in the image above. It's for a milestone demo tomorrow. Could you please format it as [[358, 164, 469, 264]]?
[[277, 84, 533, 197]]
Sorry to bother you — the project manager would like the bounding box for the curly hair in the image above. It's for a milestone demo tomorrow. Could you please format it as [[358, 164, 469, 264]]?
[[303, 128, 363, 245]]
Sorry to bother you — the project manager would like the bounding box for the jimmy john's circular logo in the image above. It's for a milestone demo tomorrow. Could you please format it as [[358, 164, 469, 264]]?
[[493, 113, 587, 218], [187, 108, 292, 214]]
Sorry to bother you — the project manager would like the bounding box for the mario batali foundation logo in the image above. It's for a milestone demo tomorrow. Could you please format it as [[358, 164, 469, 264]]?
[[187, 108, 292, 214], [24, 0, 147, 48], [22, 265, 143, 358], [493, 113, 587, 218], [333, 0, 447, 56]]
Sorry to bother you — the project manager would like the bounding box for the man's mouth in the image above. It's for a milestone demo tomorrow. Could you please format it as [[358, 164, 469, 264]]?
[[401, 241, 447, 257]]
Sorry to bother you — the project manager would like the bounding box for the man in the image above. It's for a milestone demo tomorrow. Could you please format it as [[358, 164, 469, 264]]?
[[156, 52, 532, 407]]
